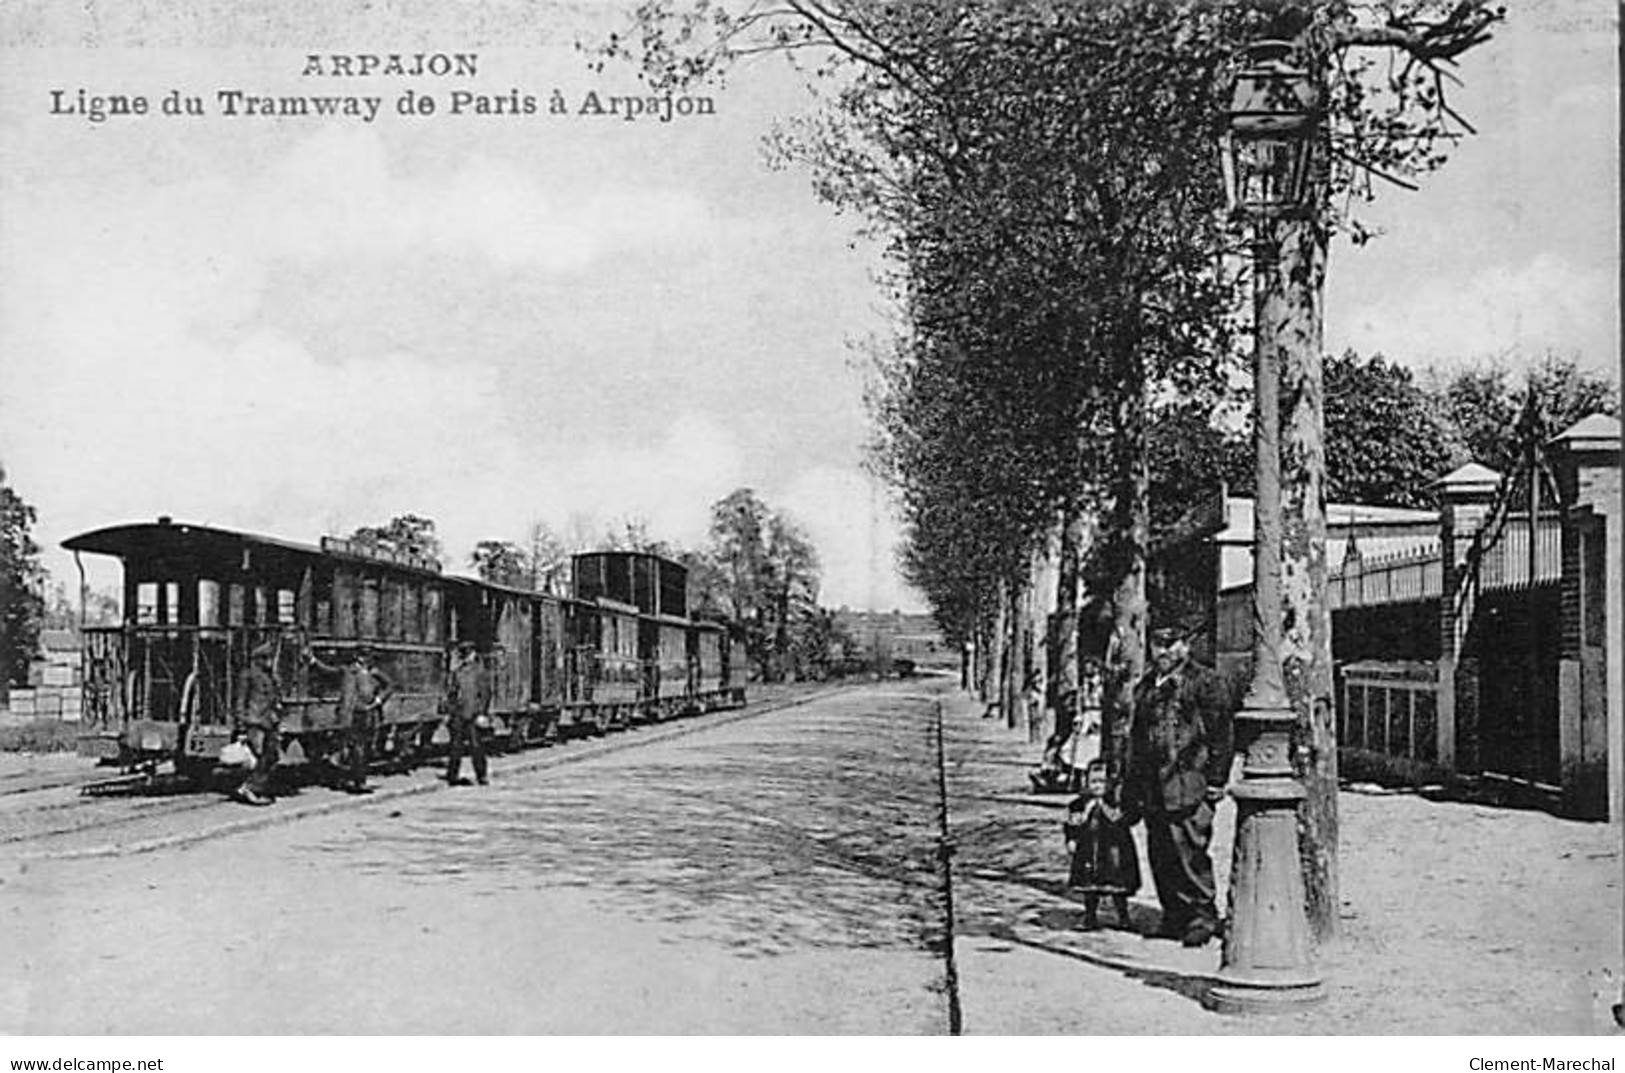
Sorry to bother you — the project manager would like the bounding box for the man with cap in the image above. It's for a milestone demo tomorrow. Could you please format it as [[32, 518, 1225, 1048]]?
[[235, 640, 282, 806], [1122, 615, 1234, 947], [442, 639, 490, 786], [311, 644, 393, 793]]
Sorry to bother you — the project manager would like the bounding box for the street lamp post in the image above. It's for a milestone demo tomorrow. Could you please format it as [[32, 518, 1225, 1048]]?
[[1208, 40, 1325, 1015]]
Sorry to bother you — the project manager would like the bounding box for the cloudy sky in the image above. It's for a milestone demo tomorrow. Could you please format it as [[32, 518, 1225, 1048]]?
[[0, 1, 1616, 612]]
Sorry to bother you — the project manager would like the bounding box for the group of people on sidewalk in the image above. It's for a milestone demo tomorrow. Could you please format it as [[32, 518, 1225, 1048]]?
[[1045, 620, 1233, 949], [231, 637, 492, 806]]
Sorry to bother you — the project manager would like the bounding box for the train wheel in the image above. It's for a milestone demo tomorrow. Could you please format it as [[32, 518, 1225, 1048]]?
[[389, 728, 416, 773], [176, 755, 218, 788]]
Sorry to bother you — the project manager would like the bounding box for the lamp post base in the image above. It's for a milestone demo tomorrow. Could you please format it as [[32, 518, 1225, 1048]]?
[[1206, 977, 1325, 1016], [1214, 706, 1324, 1015]]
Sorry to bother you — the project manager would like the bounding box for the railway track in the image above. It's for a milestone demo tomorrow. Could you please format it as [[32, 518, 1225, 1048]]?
[[0, 768, 96, 798], [0, 684, 847, 860], [0, 790, 222, 847]]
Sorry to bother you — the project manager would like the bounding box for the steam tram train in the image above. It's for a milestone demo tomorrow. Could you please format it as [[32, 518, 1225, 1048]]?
[[63, 518, 744, 779]]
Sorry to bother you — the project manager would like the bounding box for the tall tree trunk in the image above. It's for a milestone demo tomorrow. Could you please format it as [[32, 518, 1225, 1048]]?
[[1273, 212, 1339, 943], [1049, 504, 1086, 749], [774, 585, 791, 682], [987, 580, 1007, 714], [1020, 562, 1033, 744], [0, 563, 13, 705], [1027, 541, 1057, 744], [1003, 575, 1023, 731], [973, 608, 988, 700], [1103, 374, 1149, 773]]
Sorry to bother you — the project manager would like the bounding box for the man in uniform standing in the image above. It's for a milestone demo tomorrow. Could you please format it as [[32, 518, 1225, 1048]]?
[[1123, 619, 1234, 947], [341, 646, 393, 793], [235, 641, 282, 806], [443, 640, 490, 787], [311, 645, 393, 794]]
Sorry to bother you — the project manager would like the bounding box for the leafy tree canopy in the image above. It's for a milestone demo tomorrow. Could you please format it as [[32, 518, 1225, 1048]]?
[[1431, 353, 1619, 475], [470, 540, 530, 587], [348, 513, 443, 567], [1, 466, 45, 689], [705, 487, 823, 680], [1324, 350, 1455, 509]]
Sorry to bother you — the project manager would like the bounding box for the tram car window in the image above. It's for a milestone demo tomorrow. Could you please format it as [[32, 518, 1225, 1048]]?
[[536, 595, 566, 711], [638, 614, 690, 719], [61, 520, 451, 779], [60, 518, 748, 784], [688, 621, 724, 710], [561, 597, 594, 713], [597, 600, 641, 718], [424, 586, 444, 644]]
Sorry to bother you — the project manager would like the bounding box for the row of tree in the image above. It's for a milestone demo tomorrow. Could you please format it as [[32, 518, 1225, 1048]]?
[[595, 0, 1565, 939]]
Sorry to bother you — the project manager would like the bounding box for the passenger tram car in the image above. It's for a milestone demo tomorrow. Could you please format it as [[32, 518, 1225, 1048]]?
[[63, 517, 745, 779]]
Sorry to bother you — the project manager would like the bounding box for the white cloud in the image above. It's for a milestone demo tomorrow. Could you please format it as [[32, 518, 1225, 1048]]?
[[432, 410, 750, 566], [1331, 253, 1617, 367], [252, 127, 713, 269], [779, 465, 924, 613], [0, 91, 905, 611], [0, 124, 732, 589], [0, 127, 714, 341]]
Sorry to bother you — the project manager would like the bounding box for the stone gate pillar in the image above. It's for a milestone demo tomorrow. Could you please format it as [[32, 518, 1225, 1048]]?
[[1435, 462, 1502, 776], [1549, 415, 1621, 821]]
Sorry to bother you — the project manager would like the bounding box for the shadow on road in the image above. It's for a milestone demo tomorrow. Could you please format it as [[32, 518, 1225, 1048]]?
[[969, 921, 1218, 1006]]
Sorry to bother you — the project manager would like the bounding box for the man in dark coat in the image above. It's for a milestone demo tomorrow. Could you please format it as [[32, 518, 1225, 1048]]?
[[1123, 620, 1234, 947], [341, 646, 393, 793], [443, 640, 490, 786], [311, 645, 393, 793], [235, 641, 282, 806]]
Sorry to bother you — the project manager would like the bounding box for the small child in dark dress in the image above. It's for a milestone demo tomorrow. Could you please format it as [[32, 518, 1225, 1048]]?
[[1063, 759, 1141, 930]]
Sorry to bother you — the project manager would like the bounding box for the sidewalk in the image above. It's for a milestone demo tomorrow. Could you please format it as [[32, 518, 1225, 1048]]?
[[938, 690, 1623, 1035]]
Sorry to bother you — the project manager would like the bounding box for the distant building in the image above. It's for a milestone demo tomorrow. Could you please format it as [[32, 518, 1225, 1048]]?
[[29, 629, 81, 689], [1151, 415, 1620, 820], [831, 609, 953, 671], [1214, 497, 1438, 593]]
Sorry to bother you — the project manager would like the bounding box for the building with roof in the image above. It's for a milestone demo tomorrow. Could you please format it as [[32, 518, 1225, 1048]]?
[[1152, 414, 1621, 820]]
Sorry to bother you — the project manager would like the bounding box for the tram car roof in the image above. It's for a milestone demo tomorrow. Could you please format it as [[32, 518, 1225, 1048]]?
[[62, 520, 727, 626], [569, 547, 689, 573], [62, 518, 443, 579], [438, 572, 593, 610], [571, 549, 689, 619]]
